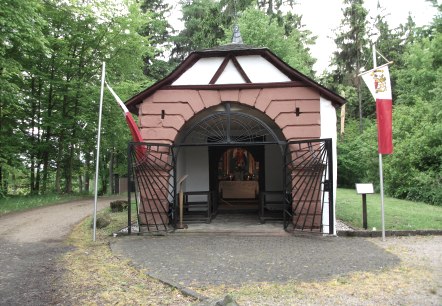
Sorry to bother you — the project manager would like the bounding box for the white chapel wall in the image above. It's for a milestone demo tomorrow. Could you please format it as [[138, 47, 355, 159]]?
[[320, 96, 338, 235], [180, 146, 210, 193]]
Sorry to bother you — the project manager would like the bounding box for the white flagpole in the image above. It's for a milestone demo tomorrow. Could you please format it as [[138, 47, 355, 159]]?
[[373, 45, 386, 241], [93, 62, 106, 242]]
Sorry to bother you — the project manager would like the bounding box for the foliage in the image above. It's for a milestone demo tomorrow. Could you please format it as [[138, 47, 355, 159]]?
[[332, 0, 369, 80], [0, 0, 47, 195], [0, 193, 91, 215], [383, 29, 442, 204], [172, 0, 226, 60], [327, 0, 371, 130], [139, 0, 176, 79], [337, 120, 378, 188], [234, 7, 315, 76], [334, 2, 441, 205], [172, 0, 316, 76], [0, 0, 151, 196]]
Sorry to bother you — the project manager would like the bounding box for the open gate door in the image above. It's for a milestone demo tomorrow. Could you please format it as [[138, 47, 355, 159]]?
[[128, 142, 176, 232], [283, 139, 334, 233]]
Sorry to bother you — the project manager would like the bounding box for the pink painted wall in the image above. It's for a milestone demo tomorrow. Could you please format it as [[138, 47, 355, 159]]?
[[137, 86, 324, 231], [138, 87, 320, 143]]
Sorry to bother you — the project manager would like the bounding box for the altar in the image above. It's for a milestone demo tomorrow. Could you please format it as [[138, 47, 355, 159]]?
[[218, 180, 259, 199]]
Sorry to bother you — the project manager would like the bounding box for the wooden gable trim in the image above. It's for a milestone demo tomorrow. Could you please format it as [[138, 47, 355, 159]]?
[[209, 56, 230, 84], [209, 55, 251, 84], [162, 81, 305, 90], [260, 51, 346, 105], [126, 47, 346, 114], [231, 56, 251, 83]]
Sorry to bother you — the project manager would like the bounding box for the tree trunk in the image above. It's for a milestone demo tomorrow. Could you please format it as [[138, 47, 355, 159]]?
[[42, 55, 56, 193], [30, 77, 37, 194], [0, 165, 3, 195], [100, 153, 108, 195], [109, 150, 114, 194], [55, 134, 64, 193], [85, 152, 90, 193], [79, 174, 83, 193]]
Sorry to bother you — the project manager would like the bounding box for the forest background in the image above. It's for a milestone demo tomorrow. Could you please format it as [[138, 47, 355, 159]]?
[[0, 0, 440, 205]]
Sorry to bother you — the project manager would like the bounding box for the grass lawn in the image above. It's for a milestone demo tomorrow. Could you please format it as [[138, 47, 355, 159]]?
[[59, 199, 441, 305], [0, 193, 92, 215], [57, 205, 195, 305], [336, 188, 442, 230]]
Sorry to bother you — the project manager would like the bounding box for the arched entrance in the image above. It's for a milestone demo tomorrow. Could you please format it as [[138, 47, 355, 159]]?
[[174, 103, 286, 221], [174, 102, 285, 145], [127, 103, 334, 234]]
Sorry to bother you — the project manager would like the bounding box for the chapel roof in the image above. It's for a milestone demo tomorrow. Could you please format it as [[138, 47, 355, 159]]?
[[125, 44, 346, 113]]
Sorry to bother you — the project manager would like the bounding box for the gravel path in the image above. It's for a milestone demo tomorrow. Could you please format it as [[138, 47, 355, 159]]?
[[0, 196, 121, 306], [112, 234, 400, 287]]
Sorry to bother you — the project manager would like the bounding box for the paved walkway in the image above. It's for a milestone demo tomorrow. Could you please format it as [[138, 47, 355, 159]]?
[[111, 216, 400, 288]]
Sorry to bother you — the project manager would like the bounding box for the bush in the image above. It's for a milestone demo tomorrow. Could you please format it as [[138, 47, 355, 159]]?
[[110, 200, 128, 212]]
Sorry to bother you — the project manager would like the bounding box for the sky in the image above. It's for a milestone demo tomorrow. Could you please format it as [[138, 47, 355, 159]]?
[[165, 0, 439, 75], [294, 0, 439, 74]]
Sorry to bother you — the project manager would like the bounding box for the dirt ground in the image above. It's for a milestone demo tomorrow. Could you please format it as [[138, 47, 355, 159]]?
[[0, 197, 440, 305], [0, 196, 119, 305]]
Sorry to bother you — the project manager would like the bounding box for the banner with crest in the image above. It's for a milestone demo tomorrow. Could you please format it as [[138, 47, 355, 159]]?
[[361, 64, 393, 154]]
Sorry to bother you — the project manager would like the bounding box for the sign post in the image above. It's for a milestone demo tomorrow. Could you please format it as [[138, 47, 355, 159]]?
[[356, 183, 374, 230]]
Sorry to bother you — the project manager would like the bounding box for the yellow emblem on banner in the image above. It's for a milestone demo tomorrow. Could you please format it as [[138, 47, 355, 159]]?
[[371, 69, 387, 93]]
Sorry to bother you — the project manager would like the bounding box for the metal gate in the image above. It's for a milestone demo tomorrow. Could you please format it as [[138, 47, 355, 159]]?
[[283, 139, 334, 233], [127, 139, 333, 233], [128, 142, 176, 232]]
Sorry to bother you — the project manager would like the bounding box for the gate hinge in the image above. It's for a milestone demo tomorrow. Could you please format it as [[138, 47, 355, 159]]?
[[323, 180, 331, 192]]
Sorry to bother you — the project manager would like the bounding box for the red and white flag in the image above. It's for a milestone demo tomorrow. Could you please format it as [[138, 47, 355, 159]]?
[[105, 82, 143, 143], [361, 64, 393, 154], [105, 83, 146, 157]]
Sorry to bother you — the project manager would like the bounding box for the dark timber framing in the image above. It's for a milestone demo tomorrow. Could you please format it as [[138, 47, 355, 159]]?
[[125, 45, 346, 113]]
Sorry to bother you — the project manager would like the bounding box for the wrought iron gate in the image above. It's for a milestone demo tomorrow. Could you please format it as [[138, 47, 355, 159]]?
[[128, 142, 176, 232], [127, 138, 333, 233], [283, 139, 334, 233]]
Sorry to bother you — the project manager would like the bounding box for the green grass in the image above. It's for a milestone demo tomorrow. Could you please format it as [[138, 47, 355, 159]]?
[[336, 188, 442, 230], [0, 193, 92, 215]]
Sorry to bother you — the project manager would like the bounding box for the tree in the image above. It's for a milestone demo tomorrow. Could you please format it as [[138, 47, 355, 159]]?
[[330, 0, 369, 131], [172, 0, 226, 60], [383, 16, 442, 204], [0, 0, 152, 195], [234, 7, 315, 76], [0, 0, 47, 195], [336, 5, 442, 205], [172, 1, 315, 76], [139, 0, 176, 80]]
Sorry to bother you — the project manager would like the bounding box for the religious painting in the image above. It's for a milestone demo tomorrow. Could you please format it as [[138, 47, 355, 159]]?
[[217, 148, 258, 181]]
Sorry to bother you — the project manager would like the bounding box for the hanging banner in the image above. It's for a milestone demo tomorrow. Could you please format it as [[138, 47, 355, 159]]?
[[361, 64, 393, 154]]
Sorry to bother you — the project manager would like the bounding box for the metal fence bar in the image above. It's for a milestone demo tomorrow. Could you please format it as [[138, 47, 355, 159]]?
[[284, 139, 333, 233], [128, 142, 175, 232]]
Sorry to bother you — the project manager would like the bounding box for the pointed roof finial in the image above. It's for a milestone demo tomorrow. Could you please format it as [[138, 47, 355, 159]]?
[[232, 24, 243, 44], [231, 0, 243, 44]]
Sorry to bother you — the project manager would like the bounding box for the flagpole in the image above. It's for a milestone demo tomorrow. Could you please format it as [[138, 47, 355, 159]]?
[[93, 62, 106, 242], [373, 44, 386, 241]]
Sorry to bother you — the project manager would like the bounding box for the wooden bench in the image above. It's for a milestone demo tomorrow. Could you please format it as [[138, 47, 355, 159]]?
[[259, 191, 290, 223], [180, 191, 213, 223]]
